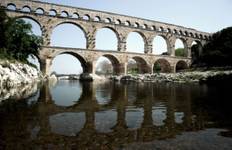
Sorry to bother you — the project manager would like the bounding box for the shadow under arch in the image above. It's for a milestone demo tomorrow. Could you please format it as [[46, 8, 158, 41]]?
[[153, 59, 172, 73], [129, 56, 150, 74], [175, 60, 188, 72]]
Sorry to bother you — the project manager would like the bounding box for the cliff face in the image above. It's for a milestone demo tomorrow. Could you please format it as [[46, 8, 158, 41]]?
[[0, 61, 42, 88]]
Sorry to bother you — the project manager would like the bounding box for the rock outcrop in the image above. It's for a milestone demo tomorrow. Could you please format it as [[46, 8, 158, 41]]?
[[110, 71, 232, 83], [0, 60, 42, 88]]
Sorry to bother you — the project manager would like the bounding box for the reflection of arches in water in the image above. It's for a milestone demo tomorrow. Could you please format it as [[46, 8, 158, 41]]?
[[175, 112, 184, 124], [152, 103, 167, 126], [95, 82, 112, 105], [126, 108, 144, 129], [49, 112, 86, 136], [95, 110, 117, 133], [127, 83, 138, 103], [50, 80, 83, 107]]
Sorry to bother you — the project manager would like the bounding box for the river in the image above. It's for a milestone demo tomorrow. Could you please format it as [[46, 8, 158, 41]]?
[[0, 80, 232, 149]]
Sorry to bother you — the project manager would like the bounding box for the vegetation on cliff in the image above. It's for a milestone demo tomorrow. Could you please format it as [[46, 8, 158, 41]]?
[[0, 8, 42, 63], [193, 27, 232, 67]]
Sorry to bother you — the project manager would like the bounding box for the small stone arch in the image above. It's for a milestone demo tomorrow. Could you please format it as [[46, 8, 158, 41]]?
[[151, 25, 156, 30], [21, 5, 31, 13], [52, 51, 89, 73], [94, 16, 101, 22], [153, 59, 171, 73], [100, 54, 121, 75], [158, 26, 164, 32], [125, 20, 131, 26], [142, 24, 148, 29], [115, 19, 121, 25], [72, 12, 79, 18], [131, 56, 150, 73], [82, 14, 90, 20], [49, 9, 57, 16], [7, 3, 17, 10], [104, 18, 111, 23], [35, 8, 44, 14], [61, 11, 69, 17], [134, 22, 140, 28], [175, 60, 188, 72]]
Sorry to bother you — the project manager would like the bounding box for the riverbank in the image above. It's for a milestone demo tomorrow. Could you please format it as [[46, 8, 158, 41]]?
[[110, 70, 232, 83], [0, 60, 43, 89]]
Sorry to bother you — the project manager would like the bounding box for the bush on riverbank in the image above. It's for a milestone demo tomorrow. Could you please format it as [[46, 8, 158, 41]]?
[[0, 8, 42, 63], [193, 26, 232, 67]]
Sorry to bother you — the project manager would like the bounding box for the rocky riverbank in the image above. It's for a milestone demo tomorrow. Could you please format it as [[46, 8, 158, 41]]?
[[110, 70, 232, 83], [0, 60, 43, 89]]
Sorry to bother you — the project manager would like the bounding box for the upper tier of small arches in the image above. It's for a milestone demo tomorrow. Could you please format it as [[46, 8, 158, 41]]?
[[3, 2, 211, 40]]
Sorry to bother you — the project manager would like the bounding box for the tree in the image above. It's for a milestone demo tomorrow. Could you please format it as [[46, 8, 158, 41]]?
[[0, 8, 42, 61], [195, 27, 232, 67], [96, 59, 113, 75], [175, 48, 185, 57]]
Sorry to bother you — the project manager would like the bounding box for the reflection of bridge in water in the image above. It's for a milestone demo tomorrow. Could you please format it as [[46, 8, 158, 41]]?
[[1, 0, 211, 76], [6, 81, 205, 148]]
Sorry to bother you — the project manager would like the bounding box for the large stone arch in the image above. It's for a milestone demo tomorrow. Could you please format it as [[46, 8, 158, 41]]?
[[95, 26, 119, 50], [96, 54, 122, 75], [191, 40, 203, 59], [126, 31, 147, 53], [174, 38, 188, 57], [52, 21, 87, 37], [153, 34, 171, 55], [153, 58, 172, 73], [51, 21, 87, 48], [51, 51, 89, 74], [175, 60, 189, 72], [128, 56, 150, 73], [14, 15, 42, 29]]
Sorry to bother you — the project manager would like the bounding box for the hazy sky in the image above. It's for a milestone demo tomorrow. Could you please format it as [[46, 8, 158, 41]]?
[[25, 0, 232, 74]]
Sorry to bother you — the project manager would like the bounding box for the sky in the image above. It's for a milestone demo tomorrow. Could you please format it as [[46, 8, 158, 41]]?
[[24, 0, 232, 74]]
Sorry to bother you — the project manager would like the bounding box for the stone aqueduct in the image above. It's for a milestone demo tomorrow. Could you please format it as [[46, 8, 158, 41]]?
[[1, 0, 211, 76]]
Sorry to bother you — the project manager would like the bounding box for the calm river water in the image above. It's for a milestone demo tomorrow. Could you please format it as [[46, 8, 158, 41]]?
[[0, 80, 232, 149]]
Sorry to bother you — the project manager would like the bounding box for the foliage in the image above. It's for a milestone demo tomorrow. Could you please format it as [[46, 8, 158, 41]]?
[[194, 27, 232, 67], [0, 8, 42, 62], [153, 63, 161, 72], [175, 48, 185, 57], [95, 59, 113, 75]]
